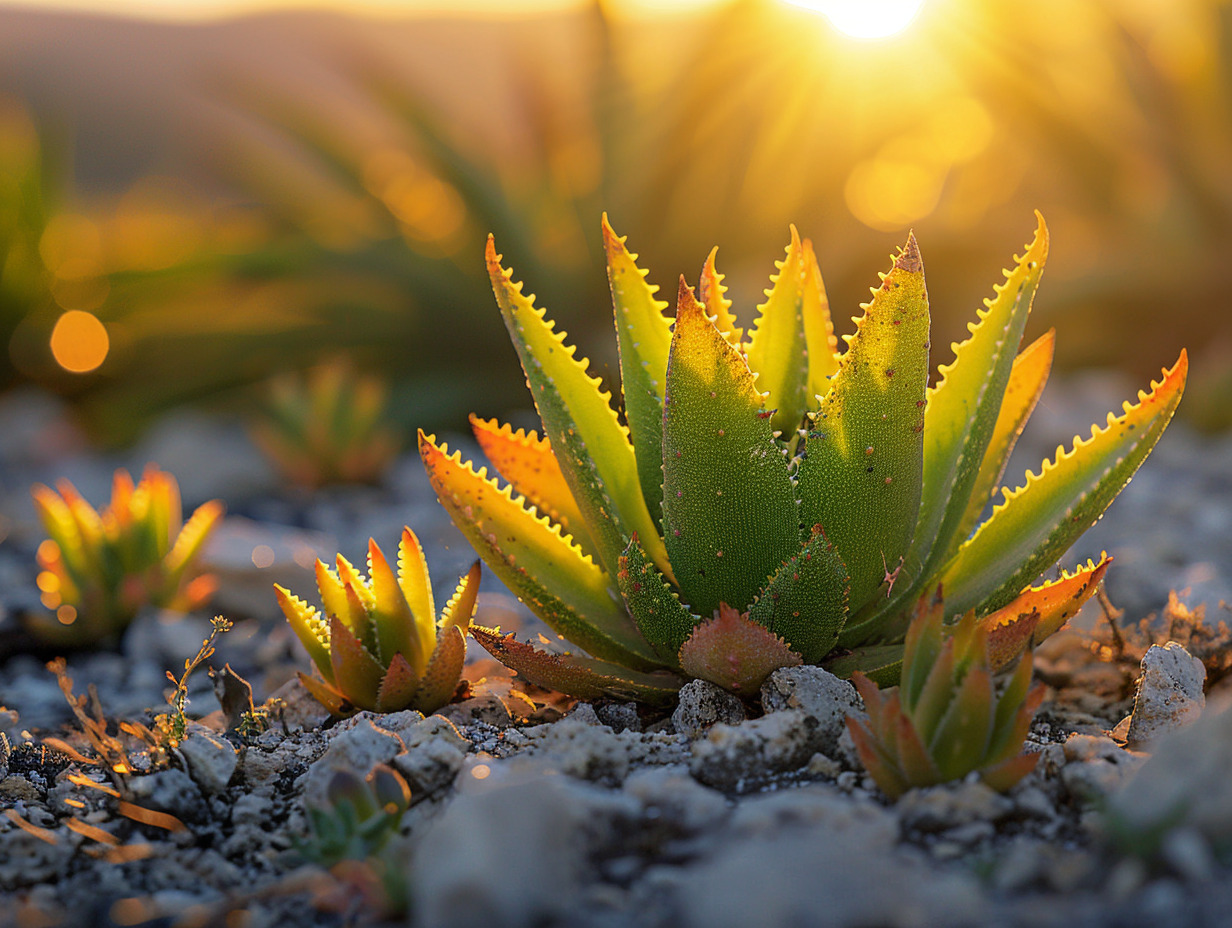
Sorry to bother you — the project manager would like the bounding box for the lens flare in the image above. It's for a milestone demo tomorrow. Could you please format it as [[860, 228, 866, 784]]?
[[785, 0, 926, 40]]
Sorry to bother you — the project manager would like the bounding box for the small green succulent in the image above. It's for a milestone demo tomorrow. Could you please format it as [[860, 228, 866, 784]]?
[[419, 215, 1186, 702], [847, 592, 1045, 799], [275, 528, 479, 715], [251, 357, 401, 489], [31, 466, 223, 645], [300, 763, 412, 867]]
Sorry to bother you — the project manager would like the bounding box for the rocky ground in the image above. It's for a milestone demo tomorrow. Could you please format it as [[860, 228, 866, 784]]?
[[1, 373, 1231, 928]]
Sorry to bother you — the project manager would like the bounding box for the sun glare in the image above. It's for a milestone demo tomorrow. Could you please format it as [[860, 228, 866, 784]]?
[[785, 0, 926, 40]]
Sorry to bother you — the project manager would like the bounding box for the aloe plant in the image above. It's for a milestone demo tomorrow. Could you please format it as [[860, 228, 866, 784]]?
[[31, 467, 223, 644], [419, 214, 1186, 702], [847, 591, 1046, 799], [250, 358, 400, 489], [275, 528, 479, 715]]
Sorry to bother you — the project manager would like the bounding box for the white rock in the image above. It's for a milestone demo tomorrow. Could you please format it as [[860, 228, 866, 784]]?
[[675, 821, 983, 928], [177, 730, 238, 796], [761, 665, 864, 757], [304, 719, 404, 807], [672, 680, 746, 739], [409, 760, 638, 928], [1126, 641, 1206, 746], [690, 710, 822, 791], [1108, 698, 1232, 851]]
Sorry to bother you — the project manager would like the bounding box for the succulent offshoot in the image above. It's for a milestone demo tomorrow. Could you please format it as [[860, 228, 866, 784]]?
[[30, 466, 223, 645], [847, 592, 1046, 799], [420, 213, 1186, 701], [300, 763, 411, 867], [276, 527, 479, 716]]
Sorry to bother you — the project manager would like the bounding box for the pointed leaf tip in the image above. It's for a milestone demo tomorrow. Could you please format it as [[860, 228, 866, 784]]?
[[895, 232, 922, 273]]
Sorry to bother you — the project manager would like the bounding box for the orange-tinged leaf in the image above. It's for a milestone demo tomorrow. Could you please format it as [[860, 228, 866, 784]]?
[[941, 351, 1187, 615], [677, 604, 802, 695], [895, 711, 941, 793], [328, 615, 384, 711], [979, 554, 1111, 662], [412, 625, 466, 713], [979, 750, 1039, 793], [419, 432, 659, 669], [376, 652, 419, 712], [982, 608, 1040, 674], [470, 625, 683, 704], [297, 671, 348, 715], [846, 716, 908, 799], [470, 416, 596, 559]]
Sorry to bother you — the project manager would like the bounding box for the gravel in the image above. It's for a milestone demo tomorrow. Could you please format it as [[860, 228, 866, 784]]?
[[1, 384, 1231, 926]]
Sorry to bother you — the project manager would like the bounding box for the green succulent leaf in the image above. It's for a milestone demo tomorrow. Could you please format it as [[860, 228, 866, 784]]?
[[616, 534, 699, 666], [823, 645, 904, 686], [797, 235, 929, 619], [366, 537, 423, 673], [604, 215, 673, 529], [950, 330, 1055, 555], [909, 215, 1048, 589], [419, 431, 660, 670], [746, 226, 810, 436], [662, 278, 801, 618], [801, 238, 840, 404], [747, 525, 849, 663], [486, 236, 672, 583], [939, 351, 1188, 615], [328, 615, 384, 711]]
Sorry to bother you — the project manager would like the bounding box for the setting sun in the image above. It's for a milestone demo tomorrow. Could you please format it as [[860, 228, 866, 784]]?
[[784, 0, 926, 39]]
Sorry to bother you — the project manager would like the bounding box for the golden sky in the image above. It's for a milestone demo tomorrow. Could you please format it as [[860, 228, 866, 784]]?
[[0, 0, 722, 19]]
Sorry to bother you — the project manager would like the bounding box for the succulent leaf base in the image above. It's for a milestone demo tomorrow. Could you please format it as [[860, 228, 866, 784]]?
[[420, 214, 1186, 701]]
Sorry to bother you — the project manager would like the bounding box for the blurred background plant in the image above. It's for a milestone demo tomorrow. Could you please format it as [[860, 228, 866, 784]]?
[[0, 0, 1229, 444], [249, 357, 400, 489], [30, 466, 223, 646]]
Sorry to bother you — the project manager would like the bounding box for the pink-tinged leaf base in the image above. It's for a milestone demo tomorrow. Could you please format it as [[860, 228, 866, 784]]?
[[677, 604, 802, 695], [470, 625, 683, 705]]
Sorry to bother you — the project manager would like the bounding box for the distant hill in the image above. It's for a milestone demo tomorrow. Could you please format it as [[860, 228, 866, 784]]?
[[0, 4, 586, 192]]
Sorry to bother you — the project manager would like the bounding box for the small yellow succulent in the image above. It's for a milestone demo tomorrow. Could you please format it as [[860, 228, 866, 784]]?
[[275, 528, 479, 715], [31, 466, 223, 644]]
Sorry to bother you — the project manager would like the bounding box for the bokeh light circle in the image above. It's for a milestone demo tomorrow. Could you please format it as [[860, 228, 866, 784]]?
[[50, 310, 110, 373]]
